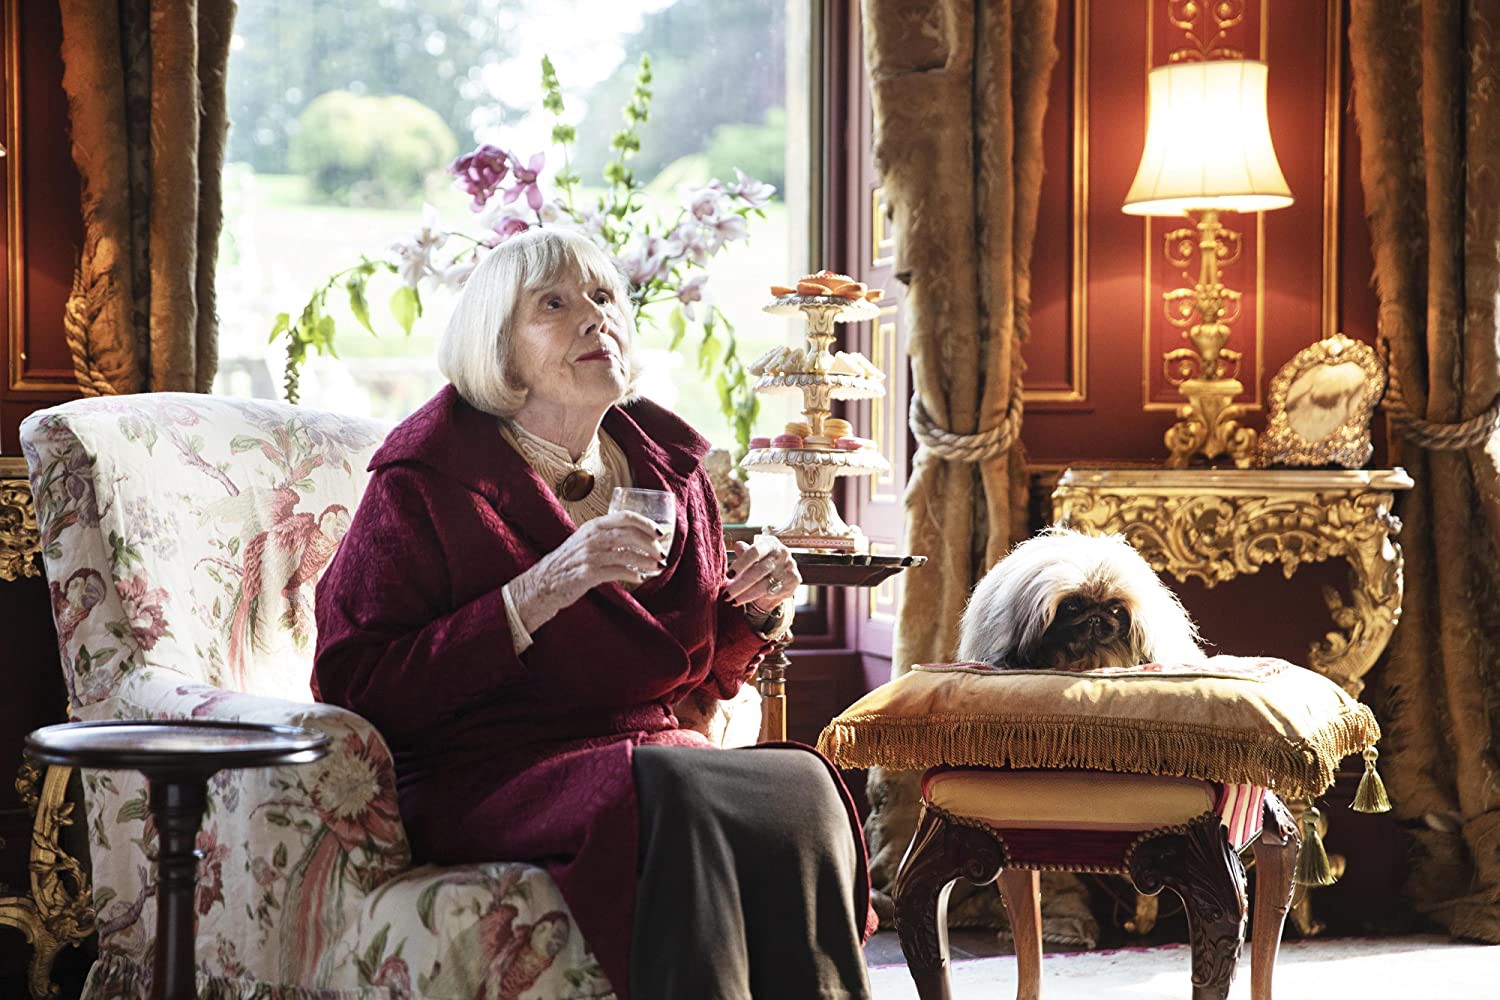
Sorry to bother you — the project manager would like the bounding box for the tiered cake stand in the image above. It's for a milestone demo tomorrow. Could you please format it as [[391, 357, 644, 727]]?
[[740, 294, 888, 552]]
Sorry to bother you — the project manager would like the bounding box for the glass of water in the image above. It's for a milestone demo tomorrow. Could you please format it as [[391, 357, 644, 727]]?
[[609, 487, 676, 576]]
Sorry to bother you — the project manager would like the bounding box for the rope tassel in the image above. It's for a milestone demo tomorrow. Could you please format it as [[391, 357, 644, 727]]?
[[1295, 806, 1338, 887], [1353, 746, 1392, 814]]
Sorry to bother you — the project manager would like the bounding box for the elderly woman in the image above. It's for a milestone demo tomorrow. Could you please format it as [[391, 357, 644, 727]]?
[[314, 229, 873, 999]]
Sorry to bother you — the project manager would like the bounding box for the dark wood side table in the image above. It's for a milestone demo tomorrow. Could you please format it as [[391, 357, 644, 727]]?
[[25, 721, 329, 1000], [754, 551, 927, 743]]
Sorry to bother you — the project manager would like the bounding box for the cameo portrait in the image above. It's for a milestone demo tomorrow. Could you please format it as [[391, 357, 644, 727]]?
[[1260, 333, 1386, 468]]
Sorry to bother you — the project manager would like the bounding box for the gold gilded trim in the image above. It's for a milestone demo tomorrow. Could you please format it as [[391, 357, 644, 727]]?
[[0, 455, 41, 581], [0, 763, 95, 999], [1321, 0, 1342, 339], [871, 186, 895, 269], [870, 305, 898, 501], [1025, 0, 1089, 405]]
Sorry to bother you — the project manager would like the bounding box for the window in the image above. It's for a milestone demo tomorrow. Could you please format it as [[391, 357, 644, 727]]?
[[215, 0, 816, 526]]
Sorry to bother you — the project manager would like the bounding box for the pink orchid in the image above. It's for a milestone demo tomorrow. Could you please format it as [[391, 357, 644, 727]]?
[[504, 152, 546, 211], [449, 144, 511, 212], [676, 273, 709, 320], [728, 168, 776, 209]]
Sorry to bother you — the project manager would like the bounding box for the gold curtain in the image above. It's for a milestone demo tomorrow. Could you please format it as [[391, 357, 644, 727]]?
[[860, 0, 1078, 935], [1351, 0, 1500, 943], [57, 0, 236, 394]]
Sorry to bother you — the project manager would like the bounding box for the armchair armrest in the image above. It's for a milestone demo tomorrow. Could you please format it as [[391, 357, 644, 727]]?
[[73, 669, 412, 982]]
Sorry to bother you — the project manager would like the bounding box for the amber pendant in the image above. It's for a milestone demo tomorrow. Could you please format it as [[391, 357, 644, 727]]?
[[560, 468, 595, 502]]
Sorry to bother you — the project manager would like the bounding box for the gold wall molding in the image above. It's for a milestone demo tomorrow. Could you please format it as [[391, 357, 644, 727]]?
[[1024, 0, 1089, 406], [871, 186, 895, 269], [0, 456, 41, 580], [1051, 466, 1413, 698], [1167, 0, 1246, 62]]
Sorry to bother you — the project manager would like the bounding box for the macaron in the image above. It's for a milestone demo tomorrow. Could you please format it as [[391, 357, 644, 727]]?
[[784, 421, 813, 438], [804, 434, 835, 449], [824, 418, 853, 439], [773, 434, 804, 449], [835, 437, 862, 451], [750, 436, 772, 450]]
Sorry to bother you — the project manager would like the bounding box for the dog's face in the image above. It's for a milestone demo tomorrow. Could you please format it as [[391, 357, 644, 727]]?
[[1031, 582, 1134, 670], [956, 528, 1203, 671]]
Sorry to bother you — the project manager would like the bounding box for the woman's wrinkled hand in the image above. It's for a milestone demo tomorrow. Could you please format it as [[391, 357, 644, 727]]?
[[724, 534, 800, 615], [509, 511, 666, 633]]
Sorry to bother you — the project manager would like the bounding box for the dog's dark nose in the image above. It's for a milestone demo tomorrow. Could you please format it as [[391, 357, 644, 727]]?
[[1084, 611, 1118, 638]]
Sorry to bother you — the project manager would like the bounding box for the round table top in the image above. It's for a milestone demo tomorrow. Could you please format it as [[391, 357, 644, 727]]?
[[26, 720, 330, 775]]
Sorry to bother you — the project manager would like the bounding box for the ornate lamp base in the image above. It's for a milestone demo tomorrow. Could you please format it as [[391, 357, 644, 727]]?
[[1165, 377, 1259, 469]]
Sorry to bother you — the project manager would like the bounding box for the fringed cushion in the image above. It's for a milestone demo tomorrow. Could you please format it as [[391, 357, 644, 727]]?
[[817, 656, 1380, 800]]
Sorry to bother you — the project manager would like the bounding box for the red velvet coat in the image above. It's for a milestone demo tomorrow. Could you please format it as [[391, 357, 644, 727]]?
[[313, 386, 870, 997]]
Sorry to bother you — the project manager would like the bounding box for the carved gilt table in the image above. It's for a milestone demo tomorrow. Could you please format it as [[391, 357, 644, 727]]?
[[1050, 466, 1413, 935], [1, 456, 94, 998]]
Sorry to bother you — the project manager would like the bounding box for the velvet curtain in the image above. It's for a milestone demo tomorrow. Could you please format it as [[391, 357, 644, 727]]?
[[859, 0, 1083, 936], [1350, 0, 1500, 943], [57, 0, 236, 395]]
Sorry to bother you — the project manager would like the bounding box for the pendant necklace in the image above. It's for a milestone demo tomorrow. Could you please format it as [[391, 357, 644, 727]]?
[[560, 468, 596, 502]]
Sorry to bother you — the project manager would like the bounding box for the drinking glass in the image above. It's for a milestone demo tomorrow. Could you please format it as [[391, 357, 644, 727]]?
[[609, 487, 676, 576]]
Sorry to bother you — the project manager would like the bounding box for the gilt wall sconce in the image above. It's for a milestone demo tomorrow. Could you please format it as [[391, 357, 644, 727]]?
[[1123, 58, 1292, 468]]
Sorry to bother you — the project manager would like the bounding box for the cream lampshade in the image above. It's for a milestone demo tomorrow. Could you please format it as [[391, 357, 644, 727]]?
[[1122, 58, 1293, 468]]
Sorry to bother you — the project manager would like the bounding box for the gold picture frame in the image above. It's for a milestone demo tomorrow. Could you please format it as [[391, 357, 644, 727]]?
[[1260, 333, 1386, 469]]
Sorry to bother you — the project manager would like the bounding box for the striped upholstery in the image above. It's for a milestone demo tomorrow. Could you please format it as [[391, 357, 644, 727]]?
[[921, 768, 1268, 870]]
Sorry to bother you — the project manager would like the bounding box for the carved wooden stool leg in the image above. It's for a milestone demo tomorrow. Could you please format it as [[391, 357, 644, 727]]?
[[1250, 796, 1301, 1000], [1128, 812, 1248, 1000], [998, 868, 1042, 1000], [894, 805, 1006, 1000]]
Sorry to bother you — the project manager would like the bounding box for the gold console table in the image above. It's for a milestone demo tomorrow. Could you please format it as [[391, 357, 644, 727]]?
[[0, 456, 94, 998], [1050, 465, 1413, 935]]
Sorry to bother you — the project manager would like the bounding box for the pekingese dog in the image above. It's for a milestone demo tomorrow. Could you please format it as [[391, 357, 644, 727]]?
[[956, 527, 1204, 671]]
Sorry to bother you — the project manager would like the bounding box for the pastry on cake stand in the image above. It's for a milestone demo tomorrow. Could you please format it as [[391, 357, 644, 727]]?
[[741, 271, 889, 552]]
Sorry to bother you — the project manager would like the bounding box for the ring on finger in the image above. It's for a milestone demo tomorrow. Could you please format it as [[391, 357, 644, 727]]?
[[767, 575, 785, 595]]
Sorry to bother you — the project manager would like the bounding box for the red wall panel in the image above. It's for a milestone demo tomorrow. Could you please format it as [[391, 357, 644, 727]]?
[[1025, 0, 1378, 466], [1, 0, 84, 453]]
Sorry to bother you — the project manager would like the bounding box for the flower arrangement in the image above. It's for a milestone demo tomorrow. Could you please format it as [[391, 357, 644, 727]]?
[[271, 56, 772, 458]]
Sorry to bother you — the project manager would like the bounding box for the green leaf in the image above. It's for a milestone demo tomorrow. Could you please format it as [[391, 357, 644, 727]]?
[[699, 330, 723, 373], [265, 811, 292, 827], [273, 842, 288, 869], [417, 881, 443, 932], [316, 314, 338, 357], [363, 925, 390, 975], [390, 285, 420, 337], [268, 312, 291, 344], [346, 276, 376, 336], [116, 795, 149, 823], [230, 434, 263, 454], [667, 307, 687, 351]]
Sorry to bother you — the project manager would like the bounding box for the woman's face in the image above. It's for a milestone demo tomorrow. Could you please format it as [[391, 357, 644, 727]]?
[[510, 269, 631, 414]]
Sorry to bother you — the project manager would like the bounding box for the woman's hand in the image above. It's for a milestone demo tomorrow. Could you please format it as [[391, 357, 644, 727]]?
[[724, 535, 801, 615], [508, 511, 666, 634]]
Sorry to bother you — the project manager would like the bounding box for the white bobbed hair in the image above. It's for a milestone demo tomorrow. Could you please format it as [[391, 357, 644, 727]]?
[[438, 227, 641, 417]]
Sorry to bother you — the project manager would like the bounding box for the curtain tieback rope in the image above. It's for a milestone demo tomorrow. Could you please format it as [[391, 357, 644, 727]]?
[[909, 373, 1024, 463], [1381, 343, 1500, 451]]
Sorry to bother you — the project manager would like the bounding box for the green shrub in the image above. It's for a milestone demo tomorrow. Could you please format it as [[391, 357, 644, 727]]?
[[289, 91, 458, 207], [704, 107, 786, 193]]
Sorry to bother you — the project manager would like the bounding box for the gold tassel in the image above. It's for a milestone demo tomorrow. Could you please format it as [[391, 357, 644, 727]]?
[[1353, 747, 1392, 814], [1295, 807, 1338, 887]]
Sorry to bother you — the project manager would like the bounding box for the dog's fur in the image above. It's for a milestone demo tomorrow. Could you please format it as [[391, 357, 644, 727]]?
[[957, 528, 1204, 671]]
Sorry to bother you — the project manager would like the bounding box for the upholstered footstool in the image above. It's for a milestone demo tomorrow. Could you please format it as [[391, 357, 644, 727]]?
[[894, 769, 1301, 1000]]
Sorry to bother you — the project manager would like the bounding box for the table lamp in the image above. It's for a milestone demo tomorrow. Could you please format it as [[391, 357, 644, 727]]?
[[1123, 58, 1292, 468]]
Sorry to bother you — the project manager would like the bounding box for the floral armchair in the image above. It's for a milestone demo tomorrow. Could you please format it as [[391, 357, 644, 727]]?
[[20, 392, 759, 1000]]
